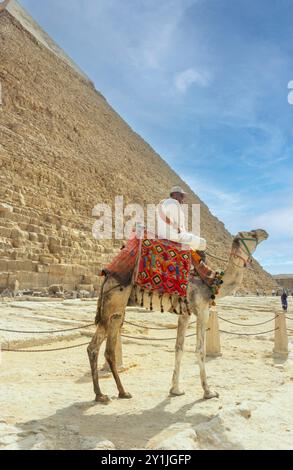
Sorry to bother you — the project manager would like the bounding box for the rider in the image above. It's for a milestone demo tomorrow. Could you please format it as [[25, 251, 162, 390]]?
[[156, 186, 207, 263]]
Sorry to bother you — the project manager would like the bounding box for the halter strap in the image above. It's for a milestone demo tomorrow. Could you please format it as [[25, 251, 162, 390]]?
[[232, 235, 258, 268]]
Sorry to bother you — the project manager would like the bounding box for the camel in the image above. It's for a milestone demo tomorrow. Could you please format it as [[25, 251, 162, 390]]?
[[87, 229, 268, 403]]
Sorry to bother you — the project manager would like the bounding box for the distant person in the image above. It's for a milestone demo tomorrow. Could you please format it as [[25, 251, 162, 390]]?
[[272, 289, 275, 297], [281, 290, 288, 311]]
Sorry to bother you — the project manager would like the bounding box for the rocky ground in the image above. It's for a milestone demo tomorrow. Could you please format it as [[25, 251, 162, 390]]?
[[0, 296, 292, 450]]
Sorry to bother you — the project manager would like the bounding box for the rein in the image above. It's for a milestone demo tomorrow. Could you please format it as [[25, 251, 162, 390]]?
[[231, 235, 258, 268]]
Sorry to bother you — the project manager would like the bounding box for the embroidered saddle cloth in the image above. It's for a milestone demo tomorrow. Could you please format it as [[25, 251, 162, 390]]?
[[135, 237, 191, 298]]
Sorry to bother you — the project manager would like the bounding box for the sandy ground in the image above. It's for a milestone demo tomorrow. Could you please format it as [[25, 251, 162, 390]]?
[[0, 296, 292, 450]]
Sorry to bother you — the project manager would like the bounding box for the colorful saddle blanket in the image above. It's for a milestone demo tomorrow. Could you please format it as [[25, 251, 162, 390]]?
[[102, 234, 191, 299], [101, 235, 140, 286], [135, 237, 191, 298]]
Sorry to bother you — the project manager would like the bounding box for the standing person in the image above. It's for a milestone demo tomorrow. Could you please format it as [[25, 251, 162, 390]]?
[[281, 289, 288, 311]]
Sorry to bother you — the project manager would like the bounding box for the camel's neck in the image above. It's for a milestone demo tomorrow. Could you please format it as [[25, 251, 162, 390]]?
[[217, 251, 246, 298]]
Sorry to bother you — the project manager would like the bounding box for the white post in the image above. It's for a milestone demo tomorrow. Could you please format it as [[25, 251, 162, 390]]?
[[273, 310, 288, 357], [206, 307, 222, 357]]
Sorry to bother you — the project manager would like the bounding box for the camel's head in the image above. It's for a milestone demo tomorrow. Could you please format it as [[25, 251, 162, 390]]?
[[233, 229, 268, 258]]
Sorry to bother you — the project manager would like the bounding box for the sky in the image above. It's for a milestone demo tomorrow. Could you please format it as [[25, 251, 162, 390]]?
[[19, 0, 293, 275]]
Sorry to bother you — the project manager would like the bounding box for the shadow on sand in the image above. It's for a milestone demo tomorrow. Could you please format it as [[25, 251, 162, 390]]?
[[16, 395, 244, 450]]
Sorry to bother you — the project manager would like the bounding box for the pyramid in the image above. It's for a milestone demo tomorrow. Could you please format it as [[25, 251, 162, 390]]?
[[0, 1, 278, 293]]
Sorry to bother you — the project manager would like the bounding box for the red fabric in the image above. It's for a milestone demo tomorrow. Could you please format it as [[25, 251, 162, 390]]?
[[102, 235, 140, 285], [135, 238, 191, 298]]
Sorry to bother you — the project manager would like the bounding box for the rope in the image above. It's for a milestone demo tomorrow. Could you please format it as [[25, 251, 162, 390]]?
[[123, 319, 197, 330], [1, 324, 282, 351], [219, 327, 278, 336], [124, 320, 176, 330], [206, 251, 256, 271], [206, 251, 228, 263], [0, 323, 95, 334], [121, 332, 196, 341], [1, 341, 90, 352], [217, 315, 276, 327]]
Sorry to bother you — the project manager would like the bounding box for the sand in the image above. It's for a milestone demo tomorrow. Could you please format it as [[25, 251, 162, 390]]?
[[0, 296, 292, 450]]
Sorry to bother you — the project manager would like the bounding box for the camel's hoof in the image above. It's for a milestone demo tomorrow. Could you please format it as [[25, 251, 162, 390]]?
[[203, 391, 219, 400], [95, 394, 110, 404], [118, 391, 132, 399], [169, 388, 185, 397]]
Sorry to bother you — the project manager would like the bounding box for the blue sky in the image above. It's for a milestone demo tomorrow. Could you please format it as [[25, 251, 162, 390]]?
[[19, 0, 293, 274]]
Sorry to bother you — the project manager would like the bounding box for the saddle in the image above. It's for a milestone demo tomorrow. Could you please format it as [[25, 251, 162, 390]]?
[[101, 231, 224, 311]]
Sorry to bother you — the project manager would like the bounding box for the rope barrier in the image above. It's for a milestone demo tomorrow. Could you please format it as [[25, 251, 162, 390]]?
[[219, 327, 278, 336], [1, 341, 90, 352], [121, 332, 197, 341], [0, 323, 95, 334], [217, 315, 276, 327], [123, 319, 197, 330]]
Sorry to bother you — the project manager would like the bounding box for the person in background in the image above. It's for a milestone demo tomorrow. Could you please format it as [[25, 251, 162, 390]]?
[[281, 289, 288, 311]]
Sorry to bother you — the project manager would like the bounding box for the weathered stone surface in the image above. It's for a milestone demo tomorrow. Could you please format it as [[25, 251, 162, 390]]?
[[0, 203, 13, 214], [80, 436, 116, 450], [146, 423, 198, 450], [48, 284, 63, 295]]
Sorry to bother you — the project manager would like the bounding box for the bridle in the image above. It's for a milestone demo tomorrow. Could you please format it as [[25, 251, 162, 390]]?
[[231, 232, 259, 268]]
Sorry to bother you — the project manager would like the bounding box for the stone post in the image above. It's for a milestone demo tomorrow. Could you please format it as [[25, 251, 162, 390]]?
[[273, 310, 288, 357], [206, 307, 222, 357]]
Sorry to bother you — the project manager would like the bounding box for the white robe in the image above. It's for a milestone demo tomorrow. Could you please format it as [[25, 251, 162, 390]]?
[[156, 198, 206, 250]]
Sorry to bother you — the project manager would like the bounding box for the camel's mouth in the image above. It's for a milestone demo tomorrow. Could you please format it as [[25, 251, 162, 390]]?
[[252, 229, 269, 242]]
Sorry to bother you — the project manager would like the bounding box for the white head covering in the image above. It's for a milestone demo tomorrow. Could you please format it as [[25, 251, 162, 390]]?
[[170, 185, 188, 195]]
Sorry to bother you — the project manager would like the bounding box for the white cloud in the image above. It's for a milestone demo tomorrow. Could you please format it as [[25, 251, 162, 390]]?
[[175, 68, 210, 93], [251, 206, 293, 237]]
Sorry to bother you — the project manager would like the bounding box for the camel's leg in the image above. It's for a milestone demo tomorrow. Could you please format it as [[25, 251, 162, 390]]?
[[104, 313, 132, 399], [196, 309, 219, 399], [102, 328, 123, 372], [169, 314, 190, 396], [87, 325, 109, 403]]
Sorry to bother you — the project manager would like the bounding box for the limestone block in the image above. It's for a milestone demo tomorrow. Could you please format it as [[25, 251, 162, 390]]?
[[38, 233, 48, 243], [29, 232, 38, 242], [77, 283, 94, 292], [0, 259, 8, 271], [0, 273, 8, 288], [39, 255, 55, 265], [0, 227, 12, 238], [11, 228, 26, 240], [82, 274, 94, 284], [0, 203, 13, 214], [6, 260, 34, 271], [36, 264, 50, 273], [48, 284, 64, 295]]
